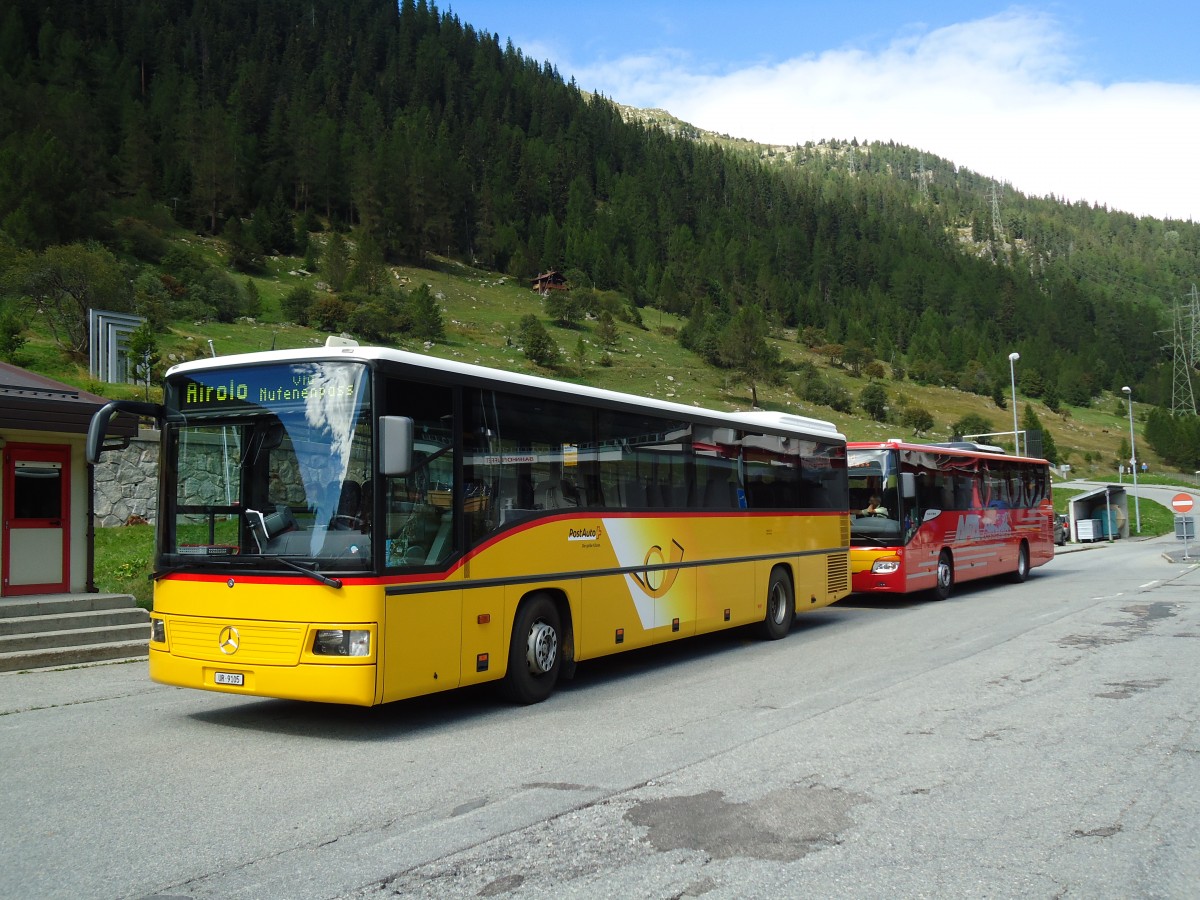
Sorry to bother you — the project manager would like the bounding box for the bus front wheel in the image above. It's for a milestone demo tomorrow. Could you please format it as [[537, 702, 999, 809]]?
[[501, 594, 562, 704], [758, 568, 795, 640], [932, 551, 954, 601]]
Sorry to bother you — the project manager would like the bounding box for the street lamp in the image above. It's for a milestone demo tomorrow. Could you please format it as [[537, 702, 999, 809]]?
[[1008, 352, 1020, 455], [1122, 386, 1141, 534]]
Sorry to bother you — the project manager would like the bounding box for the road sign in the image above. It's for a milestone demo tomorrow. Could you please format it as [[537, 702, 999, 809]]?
[[1171, 493, 1195, 514]]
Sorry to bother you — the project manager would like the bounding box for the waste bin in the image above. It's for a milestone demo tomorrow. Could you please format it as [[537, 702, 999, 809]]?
[[1097, 509, 1120, 538]]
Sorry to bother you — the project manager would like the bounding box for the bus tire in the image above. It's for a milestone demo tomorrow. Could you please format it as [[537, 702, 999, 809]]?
[[1010, 542, 1030, 583], [501, 593, 562, 705], [932, 551, 954, 601], [758, 568, 795, 640]]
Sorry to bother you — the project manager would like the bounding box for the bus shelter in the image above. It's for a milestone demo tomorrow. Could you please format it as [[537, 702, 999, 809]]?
[[1067, 485, 1129, 542]]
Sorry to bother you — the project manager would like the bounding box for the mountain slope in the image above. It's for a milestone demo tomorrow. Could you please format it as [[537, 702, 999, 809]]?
[[0, 0, 1196, 415]]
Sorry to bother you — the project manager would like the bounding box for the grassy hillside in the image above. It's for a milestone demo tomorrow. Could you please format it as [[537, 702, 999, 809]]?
[[19, 230, 1169, 484], [51, 233, 1189, 608]]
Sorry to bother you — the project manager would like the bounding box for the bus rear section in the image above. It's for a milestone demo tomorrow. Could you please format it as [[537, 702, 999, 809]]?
[[848, 441, 1054, 600]]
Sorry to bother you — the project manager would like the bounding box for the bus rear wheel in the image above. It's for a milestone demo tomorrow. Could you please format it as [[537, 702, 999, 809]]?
[[1009, 542, 1030, 583], [758, 569, 795, 640], [501, 594, 562, 704], [932, 551, 954, 601]]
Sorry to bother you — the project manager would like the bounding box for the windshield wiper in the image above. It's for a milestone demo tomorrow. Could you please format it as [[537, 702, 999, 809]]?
[[851, 534, 892, 547], [261, 555, 344, 589], [156, 553, 342, 588]]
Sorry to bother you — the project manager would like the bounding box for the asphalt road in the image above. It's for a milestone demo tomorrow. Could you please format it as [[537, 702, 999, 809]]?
[[2, 533, 1197, 899]]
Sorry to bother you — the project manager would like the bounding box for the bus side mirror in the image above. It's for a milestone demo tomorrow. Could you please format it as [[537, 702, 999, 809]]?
[[86, 400, 163, 464], [900, 472, 917, 499], [379, 416, 414, 475]]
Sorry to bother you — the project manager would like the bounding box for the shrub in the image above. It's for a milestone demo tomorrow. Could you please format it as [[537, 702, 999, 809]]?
[[345, 300, 398, 343], [860, 383, 889, 422], [281, 286, 316, 325], [310, 295, 347, 331], [518, 314, 558, 367]]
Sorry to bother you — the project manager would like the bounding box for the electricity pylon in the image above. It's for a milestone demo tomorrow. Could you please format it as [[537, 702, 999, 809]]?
[[1169, 290, 1197, 416]]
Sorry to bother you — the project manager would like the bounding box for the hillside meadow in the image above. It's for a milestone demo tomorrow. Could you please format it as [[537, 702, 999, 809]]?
[[53, 241, 1187, 607], [33, 233, 1159, 476]]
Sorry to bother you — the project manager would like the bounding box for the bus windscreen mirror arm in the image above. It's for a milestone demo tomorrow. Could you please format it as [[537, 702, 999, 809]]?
[[87, 400, 164, 464], [379, 415, 415, 475]]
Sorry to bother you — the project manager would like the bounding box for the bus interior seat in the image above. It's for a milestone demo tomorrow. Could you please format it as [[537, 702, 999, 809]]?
[[559, 479, 581, 506], [666, 483, 688, 507], [745, 477, 769, 508], [579, 476, 603, 507], [359, 479, 373, 530], [426, 513, 453, 563], [648, 480, 665, 507], [623, 480, 647, 508], [333, 479, 362, 529], [534, 481, 561, 509], [702, 477, 725, 508]]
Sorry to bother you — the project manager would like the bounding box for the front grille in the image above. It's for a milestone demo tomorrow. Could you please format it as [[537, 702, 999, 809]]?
[[168, 618, 305, 665]]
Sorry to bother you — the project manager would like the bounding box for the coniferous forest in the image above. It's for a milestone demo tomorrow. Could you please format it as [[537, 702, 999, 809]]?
[[2, 0, 1199, 466]]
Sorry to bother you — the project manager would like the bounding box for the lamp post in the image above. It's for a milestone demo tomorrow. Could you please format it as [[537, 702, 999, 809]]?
[[1122, 386, 1141, 534], [1008, 352, 1020, 455]]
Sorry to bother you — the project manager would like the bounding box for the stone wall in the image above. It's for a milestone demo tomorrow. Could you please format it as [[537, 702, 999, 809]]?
[[94, 428, 160, 527]]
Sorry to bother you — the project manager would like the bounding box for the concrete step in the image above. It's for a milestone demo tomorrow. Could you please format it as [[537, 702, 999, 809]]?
[[0, 621, 150, 654], [0, 607, 149, 636], [0, 594, 141, 619], [0, 593, 147, 671], [0, 639, 149, 673]]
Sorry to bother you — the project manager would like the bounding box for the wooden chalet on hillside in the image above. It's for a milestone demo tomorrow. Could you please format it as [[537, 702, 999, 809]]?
[[531, 270, 569, 293]]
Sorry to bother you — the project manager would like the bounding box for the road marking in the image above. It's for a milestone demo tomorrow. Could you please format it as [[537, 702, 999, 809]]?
[[1140, 581, 1160, 589]]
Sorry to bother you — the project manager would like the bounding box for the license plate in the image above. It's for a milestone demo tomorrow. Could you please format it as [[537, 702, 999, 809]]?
[[214, 672, 244, 686]]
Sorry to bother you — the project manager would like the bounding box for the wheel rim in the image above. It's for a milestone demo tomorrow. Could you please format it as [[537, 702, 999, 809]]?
[[1019, 549, 1029, 577], [525, 620, 558, 674], [938, 557, 952, 589], [768, 582, 788, 624]]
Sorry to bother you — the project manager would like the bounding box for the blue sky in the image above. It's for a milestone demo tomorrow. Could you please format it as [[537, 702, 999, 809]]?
[[445, 2, 1200, 221]]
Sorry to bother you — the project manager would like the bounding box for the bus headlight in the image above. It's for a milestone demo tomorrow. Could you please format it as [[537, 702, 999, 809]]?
[[871, 559, 901, 574], [150, 618, 166, 643], [313, 629, 370, 656]]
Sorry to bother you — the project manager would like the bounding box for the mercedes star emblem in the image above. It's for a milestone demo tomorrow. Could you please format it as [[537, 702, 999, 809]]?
[[218, 626, 240, 655]]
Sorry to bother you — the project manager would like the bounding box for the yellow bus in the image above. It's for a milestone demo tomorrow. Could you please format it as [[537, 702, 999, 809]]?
[[88, 340, 849, 705]]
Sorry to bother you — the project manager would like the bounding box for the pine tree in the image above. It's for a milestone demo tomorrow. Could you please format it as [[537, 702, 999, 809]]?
[[408, 283, 445, 342], [322, 233, 350, 292], [1021, 404, 1058, 464]]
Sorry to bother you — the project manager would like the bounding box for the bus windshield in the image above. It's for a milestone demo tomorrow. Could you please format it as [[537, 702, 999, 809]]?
[[848, 447, 904, 545], [163, 361, 373, 572]]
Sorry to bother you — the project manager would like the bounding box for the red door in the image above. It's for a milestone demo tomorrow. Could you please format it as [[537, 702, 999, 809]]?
[[2, 444, 70, 595]]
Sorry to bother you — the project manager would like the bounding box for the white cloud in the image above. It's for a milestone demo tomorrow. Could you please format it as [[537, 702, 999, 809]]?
[[570, 11, 1200, 221]]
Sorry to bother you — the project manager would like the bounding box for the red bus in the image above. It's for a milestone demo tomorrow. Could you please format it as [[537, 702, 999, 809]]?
[[848, 440, 1054, 599]]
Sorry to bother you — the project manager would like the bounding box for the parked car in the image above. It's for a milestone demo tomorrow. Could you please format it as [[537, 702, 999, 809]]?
[[1054, 513, 1069, 546]]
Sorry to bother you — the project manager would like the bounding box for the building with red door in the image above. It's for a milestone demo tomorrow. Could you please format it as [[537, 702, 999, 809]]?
[[0, 363, 136, 595]]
